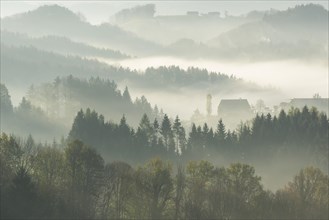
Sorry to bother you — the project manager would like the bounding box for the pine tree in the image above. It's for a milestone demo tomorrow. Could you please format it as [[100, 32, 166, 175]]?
[[173, 116, 182, 153], [187, 123, 197, 154], [161, 114, 173, 150], [69, 109, 85, 141], [0, 83, 13, 113], [139, 114, 154, 144], [122, 86, 132, 103], [215, 119, 226, 147]]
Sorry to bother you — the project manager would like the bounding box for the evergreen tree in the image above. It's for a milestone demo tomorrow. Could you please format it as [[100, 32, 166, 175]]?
[[139, 114, 154, 143], [161, 114, 173, 150], [215, 119, 226, 145], [151, 118, 160, 149], [69, 109, 85, 141], [173, 116, 185, 154], [122, 86, 132, 103], [0, 83, 13, 113]]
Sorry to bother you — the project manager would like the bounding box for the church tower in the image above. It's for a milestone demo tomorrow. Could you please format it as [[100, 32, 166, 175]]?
[[206, 94, 212, 116]]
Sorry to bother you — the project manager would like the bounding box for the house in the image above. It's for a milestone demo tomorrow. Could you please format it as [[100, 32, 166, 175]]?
[[217, 99, 253, 117], [217, 99, 254, 129]]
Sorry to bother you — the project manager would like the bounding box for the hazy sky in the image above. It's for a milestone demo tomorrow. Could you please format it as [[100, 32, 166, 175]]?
[[1, 0, 328, 24]]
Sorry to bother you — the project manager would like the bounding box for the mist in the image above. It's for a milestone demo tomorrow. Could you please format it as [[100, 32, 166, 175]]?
[[2, 1, 328, 24], [1, 2, 328, 220], [101, 56, 328, 117]]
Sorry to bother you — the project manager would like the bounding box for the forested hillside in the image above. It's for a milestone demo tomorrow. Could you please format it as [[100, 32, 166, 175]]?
[[1, 31, 130, 59], [26, 76, 159, 127], [1, 133, 328, 219], [1, 44, 266, 94], [1, 4, 164, 56], [1, 84, 65, 140], [68, 107, 328, 172], [1, 78, 160, 139]]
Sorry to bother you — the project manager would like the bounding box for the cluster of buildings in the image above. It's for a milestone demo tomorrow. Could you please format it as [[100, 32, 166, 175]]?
[[191, 94, 329, 130]]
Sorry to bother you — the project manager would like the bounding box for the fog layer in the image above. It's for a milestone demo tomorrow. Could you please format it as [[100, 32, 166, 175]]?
[[101, 56, 328, 117]]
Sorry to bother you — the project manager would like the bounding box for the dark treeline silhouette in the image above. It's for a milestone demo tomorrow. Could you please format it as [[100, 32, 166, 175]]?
[[1, 133, 328, 219], [68, 110, 178, 162], [68, 106, 328, 169], [1, 44, 267, 95], [186, 107, 328, 165], [137, 66, 254, 92]]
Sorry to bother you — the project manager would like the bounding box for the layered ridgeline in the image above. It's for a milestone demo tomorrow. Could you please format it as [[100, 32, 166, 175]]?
[[167, 4, 328, 60], [1, 44, 271, 106], [114, 3, 328, 60], [112, 4, 262, 44], [1, 44, 263, 89], [1, 31, 130, 59], [1, 44, 128, 90], [1, 4, 327, 60], [0, 5, 163, 56], [207, 4, 328, 60]]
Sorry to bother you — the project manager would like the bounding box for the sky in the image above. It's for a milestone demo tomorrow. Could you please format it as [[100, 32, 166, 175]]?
[[1, 0, 329, 24]]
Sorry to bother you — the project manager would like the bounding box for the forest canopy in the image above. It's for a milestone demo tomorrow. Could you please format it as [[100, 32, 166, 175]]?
[[1, 133, 328, 219]]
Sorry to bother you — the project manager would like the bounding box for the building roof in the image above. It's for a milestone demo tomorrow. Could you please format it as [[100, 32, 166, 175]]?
[[218, 99, 251, 112]]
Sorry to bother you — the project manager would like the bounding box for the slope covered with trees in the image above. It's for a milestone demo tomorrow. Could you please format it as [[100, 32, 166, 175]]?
[[208, 4, 328, 61], [1, 44, 126, 89], [26, 76, 160, 127], [1, 31, 130, 59], [1, 133, 328, 219], [1, 4, 164, 56], [0, 84, 65, 140], [1, 44, 266, 92], [68, 106, 328, 172]]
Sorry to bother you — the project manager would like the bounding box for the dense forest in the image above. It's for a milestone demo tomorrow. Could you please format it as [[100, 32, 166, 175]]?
[[1, 44, 265, 94], [1, 80, 160, 139], [1, 132, 328, 219], [26, 76, 159, 126], [68, 107, 328, 169]]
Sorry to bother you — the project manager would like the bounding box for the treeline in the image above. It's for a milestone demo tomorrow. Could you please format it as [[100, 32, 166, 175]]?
[[0, 84, 65, 140], [1, 44, 266, 95], [69, 110, 180, 162], [27, 76, 161, 126], [1, 133, 328, 219], [135, 66, 244, 90], [68, 106, 328, 167]]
